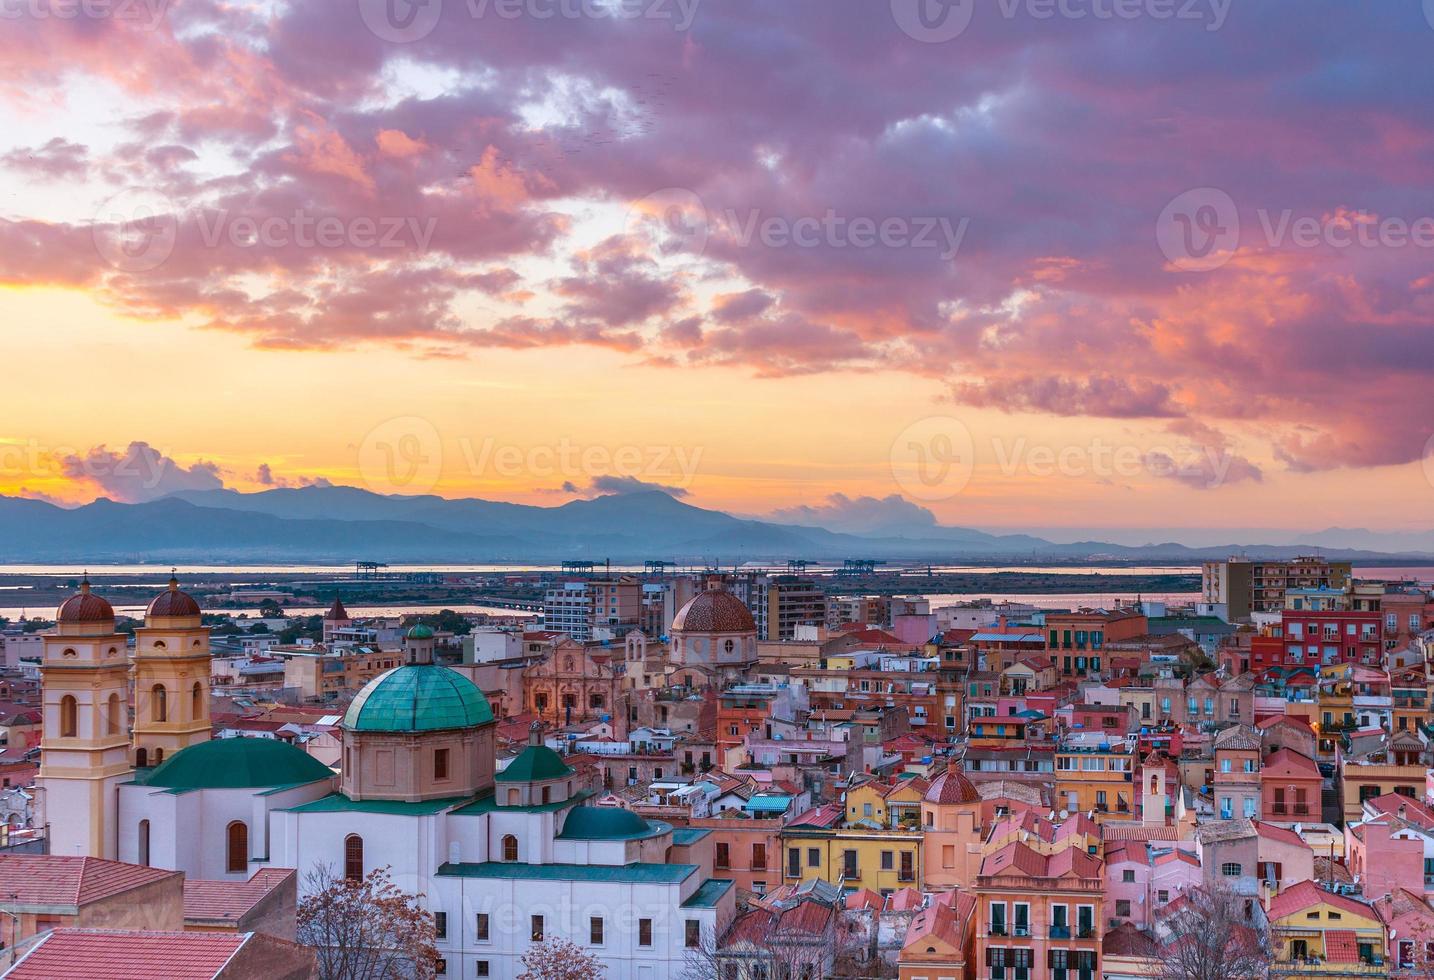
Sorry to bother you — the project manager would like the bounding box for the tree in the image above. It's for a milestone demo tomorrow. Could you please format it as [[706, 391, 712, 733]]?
[[1155, 882, 1274, 980], [297, 864, 439, 980], [516, 938, 605, 980], [684, 901, 843, 980]]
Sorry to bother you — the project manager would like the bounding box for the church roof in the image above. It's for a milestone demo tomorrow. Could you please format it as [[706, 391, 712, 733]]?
[[343, 664, 494, 732], [55, 580, 114, 624], [406, 623, 435, 640], [146, 576, 201, 619], [672, 587, 756, 633], [496, 744, 574, 783], [143, 737, 334, 790], [557, 806, 665, 840]]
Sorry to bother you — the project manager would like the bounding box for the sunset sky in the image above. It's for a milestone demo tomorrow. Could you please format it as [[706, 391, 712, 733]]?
[[3, 1, 1434, 538]]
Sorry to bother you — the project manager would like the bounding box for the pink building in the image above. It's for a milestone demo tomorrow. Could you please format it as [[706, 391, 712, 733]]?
[[1104, 840, 1201, 930]]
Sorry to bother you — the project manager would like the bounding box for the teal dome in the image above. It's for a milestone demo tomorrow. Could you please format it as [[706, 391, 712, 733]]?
[[496, 744, 573, 783], [344, 664, 494, 732], [407, 624, 436, 640], [558, 806, 664, 840], [145, 737, 335, 790]]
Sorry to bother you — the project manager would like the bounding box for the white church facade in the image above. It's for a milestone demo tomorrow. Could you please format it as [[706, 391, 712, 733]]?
[[39, 581, 736, 980]]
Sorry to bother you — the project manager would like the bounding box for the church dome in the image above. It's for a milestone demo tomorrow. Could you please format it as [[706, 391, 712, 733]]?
[[406, 623, 435, 640], [496, 743, 574, 783], [144, 737, 334, 789], [924, 767, 980, 806], [146, 575, 202, 619], [344, 664, 494, 732], [557, 806, 664, 840], [672, 588, 756, 634], [56, 579, 114, 624]]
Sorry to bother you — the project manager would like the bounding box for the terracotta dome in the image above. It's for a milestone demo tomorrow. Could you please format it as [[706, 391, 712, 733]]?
[[146, 575, 201, 618], [55, 579, 115, 624], [671, 587, 756, 634], [924, 767, 980, 806]]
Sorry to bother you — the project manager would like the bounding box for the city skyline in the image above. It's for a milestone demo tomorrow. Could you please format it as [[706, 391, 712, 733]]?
[[5, 2, 1434, 533]]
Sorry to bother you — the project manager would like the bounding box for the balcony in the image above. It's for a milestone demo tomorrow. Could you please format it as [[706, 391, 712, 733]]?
[[1049, 926, 1071, 939], [988, 925, 1007, 937]]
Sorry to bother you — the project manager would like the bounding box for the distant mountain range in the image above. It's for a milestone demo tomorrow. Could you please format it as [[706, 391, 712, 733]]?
[[0, 486, 1431, 563]]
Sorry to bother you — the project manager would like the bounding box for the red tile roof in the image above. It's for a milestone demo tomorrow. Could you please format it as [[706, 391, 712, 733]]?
[[8, 929, 248, 979], [0, 855, 178, 908], [1322, 929, 1359, 964], [1261, 747, 1321, 780], [1269, 880, 1377, 923], [183, 869, 295, 925]]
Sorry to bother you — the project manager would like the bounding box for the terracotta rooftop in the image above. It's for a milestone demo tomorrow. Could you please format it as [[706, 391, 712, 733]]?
[[7, 929, 248, 979], [1269, 879, 1376, 923], [0, 855, 179, 909], [183, 868, 295, 925]]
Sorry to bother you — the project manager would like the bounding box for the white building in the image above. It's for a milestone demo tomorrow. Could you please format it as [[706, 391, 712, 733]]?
[[42, 585, 734, 980]]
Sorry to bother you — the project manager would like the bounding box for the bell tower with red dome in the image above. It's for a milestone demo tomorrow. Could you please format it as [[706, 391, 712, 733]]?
[[131, 573, 212, 768], [37, 577, 133, 858]]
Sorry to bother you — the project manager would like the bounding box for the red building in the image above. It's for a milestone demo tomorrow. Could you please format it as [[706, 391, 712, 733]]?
[[1278, 610, 1382, 667], [1260, 748, 1322, 821]]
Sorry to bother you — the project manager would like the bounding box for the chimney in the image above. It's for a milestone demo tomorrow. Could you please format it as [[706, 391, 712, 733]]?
[[529, 720, 543, 747]]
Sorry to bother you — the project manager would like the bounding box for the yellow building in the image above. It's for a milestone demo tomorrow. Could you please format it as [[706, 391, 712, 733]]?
[[1055, 738, 1135, 819], [1270, 880, 1386, 976], [781, 824, 923, 893], [845, 778, 925, 831], [131, 576, 213, 767], [36, 580, 133, 859]]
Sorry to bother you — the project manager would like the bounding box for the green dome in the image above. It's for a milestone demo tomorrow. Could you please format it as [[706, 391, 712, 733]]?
[[344, 664, 494, 732], [558, 806, 664, 840], [145, 737, 335, 790], [496, 744, 574, 783], [407, 624, 436, 640]]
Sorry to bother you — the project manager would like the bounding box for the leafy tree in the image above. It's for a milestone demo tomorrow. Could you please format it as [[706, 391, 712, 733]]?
[[517, 938, 605, 980], [248, 622, 271, 634], [297, 864, 439, 980]]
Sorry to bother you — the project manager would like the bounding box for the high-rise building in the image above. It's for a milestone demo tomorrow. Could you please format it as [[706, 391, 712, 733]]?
[[1201, 557, 1352, 621], [731, 574, 827, 641], [541, 576, 641, 641]]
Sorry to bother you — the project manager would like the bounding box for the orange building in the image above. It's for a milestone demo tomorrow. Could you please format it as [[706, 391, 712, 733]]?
[[1042, 610, 1147, 678], [974, 841, 1104, 980], [685, 816, 782, 897], [921, 768, 986, 891]]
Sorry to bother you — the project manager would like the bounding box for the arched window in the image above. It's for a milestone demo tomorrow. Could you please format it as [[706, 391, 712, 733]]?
[[344, 834, 364, 881], [106, 693, 121, 735], [191, 682, 203, 720], [152, 685, 167, 722], [502, 834, 518, 862], [59, 696, 77, 738], [226, 821, 248, 873], [136, 747, 148, 768], [138, 819, 150, 866]]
